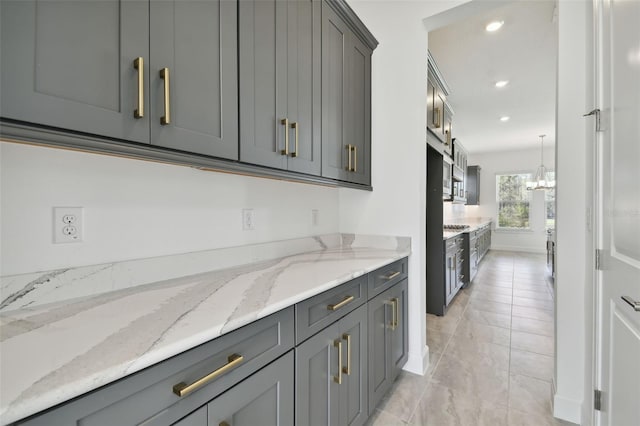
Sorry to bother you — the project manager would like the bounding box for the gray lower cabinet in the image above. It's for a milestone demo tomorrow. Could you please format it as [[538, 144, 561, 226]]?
[[150, 0, 238, 160], [367, 278, 408, 415], [0, 0, 150, 143], [321, 1, 372, 186], [239, 0, 321, 175], [296, 304, 368, 426]]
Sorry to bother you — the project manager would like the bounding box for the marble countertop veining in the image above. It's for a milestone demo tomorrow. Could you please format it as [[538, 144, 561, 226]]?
[[0, 233, 410, 425]]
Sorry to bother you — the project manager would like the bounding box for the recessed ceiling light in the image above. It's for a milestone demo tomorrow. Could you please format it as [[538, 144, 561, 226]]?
[[500, 116, 510, 122], [495, 80, 509, 88], [486, 21, 504, 32]]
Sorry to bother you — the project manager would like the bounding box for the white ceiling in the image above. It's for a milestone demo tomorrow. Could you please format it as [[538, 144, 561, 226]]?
[[428, 1, 558, 154]]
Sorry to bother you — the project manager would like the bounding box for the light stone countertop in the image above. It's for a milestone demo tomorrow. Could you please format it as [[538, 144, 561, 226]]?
[[0, 233, 411, 425], [442, 218, 493, 241]]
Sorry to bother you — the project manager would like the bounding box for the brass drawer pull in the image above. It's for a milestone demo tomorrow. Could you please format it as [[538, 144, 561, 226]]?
[[382, 271, 401, 281], [160, 67, 171, 125], [342, 333, 351, 375], [133, 57, 144, 118], [433, 107, 441, 128], [327, 295, 355, 311], [290, 122, 298, 157], [172, 354, 243, 397], [334, 339, 343, 384], [280, 118, 289, 155]]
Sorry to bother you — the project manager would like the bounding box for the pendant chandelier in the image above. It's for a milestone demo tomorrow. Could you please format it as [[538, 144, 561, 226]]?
[[526, 135, 555, 191]]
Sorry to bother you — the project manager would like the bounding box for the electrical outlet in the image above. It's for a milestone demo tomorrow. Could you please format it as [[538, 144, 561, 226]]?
[[53, 207, 84, 243], [312, 209, 319, 226], [242, 209, 255, 231]]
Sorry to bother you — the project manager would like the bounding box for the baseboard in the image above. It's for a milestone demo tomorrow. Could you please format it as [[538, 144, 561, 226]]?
[[489, 245, 547, 254], [403, 344, 429, 375], [552, 380, 583, 425]]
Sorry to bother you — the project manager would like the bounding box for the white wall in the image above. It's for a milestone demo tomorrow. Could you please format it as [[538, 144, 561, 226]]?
[[338, 0, 467, 375], [464, 146, 555, 254], [553, 0, 593, 423], [0, 142, 340, 276]]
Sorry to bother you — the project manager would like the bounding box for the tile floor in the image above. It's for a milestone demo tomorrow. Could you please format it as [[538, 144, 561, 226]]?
[[366, 250, 575, 426]]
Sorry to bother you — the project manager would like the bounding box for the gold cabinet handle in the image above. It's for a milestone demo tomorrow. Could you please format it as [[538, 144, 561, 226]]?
[[351, 145, 357, 172], [383, 271, 400, 281], [160, 67, 171, 125], [334, 339, 343, 384], [280, 118, 289, 155], [172, 354, 243, 397], [345, 144, 352, 171], [433, 107, 441, 128], [342, 333, 351, 375], [392, 297, 399, 330], [327, 295, 355, 311], [133, 57, 144, 118], [290, 122, 298, 157]]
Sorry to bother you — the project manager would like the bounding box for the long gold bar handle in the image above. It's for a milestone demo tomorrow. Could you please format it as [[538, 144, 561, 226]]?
[[327, 295, 355, 311], [133, 57, 144, 118], [280, 118, 289, 155], [351, 146, 357, 172], [389, 299, 397, 331], [290, 122, 298, 157], [334, 340, 343, 384], [173, 354, 243, 397], [392, 297, 399, 330], [160, 68, 170, 125], [382, 271, 401, 281], [433, 107, 441, 128], [342, 333, 351, 375], [345, 144, 352, 171]]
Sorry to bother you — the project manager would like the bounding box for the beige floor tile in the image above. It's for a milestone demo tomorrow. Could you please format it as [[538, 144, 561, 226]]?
[[427, 312, 462, 335], [509, 374, 554, 417], [426, 351, 441, 377], [452, 320, 511, 347], [469, 285, 513, 296], [410, 382, 508, 426], [462, 307, 511, 329], [510, 349, 554, 382], [512, 305, 554, 322], [511, 331, 554, 356], [513, 281, 550, 291], [426, 328, 453, 354], [513, 289, 552, 301], [431, 354, 509, 405], [377, 372, 429, 423], [473, 279, 513, 289], [511, 316, 554, 337], [507, 409, 577, 426], [445, 335, 510, 367], [365, 409, 407, 426], [469, 291, 513, 305], [468, 298, 512, 315], [512, 296, 554, 310]]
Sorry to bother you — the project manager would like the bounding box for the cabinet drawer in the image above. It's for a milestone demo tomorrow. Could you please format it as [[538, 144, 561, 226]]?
[[18, 307, 294, 426], [367, 258, 408, 299], [295, 276, 367, 344]]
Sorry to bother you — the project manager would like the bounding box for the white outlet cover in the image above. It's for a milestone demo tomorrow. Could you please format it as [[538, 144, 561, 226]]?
[[53, 207, 84, 243], [242, 209, 255, 231]]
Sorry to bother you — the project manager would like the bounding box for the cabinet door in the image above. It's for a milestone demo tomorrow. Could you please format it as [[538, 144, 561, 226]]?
[[390, 279, 409, 380], [445, 254, 453, 305], [286, 0, 322, 175], [367, 289, 393, 415], [239, 0, 288, 169], [0, 0, 149, 143], [296, 323, 341, 426], [426, 78, 437, 134], [208, 351, 294, 426], [338, 305, 368, 426], [321, 2, 350, 182], [150, 0, 238, 160], [345, 34, 372, 186]]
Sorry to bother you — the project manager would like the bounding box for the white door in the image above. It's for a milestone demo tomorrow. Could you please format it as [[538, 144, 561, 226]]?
[[595, 0, 640, 424]]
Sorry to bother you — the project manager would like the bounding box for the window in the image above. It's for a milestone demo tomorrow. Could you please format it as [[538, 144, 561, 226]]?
[[545, 171, 556, 228], [496, 173, 532, 229]]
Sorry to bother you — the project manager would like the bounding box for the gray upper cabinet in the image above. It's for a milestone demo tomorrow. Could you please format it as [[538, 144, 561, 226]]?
[[150, 0, 238, 160], [0, 0, 150, 143], [321, 2, 372, 186], [239, 0, 321, 175], [296, 304, 368, 426]]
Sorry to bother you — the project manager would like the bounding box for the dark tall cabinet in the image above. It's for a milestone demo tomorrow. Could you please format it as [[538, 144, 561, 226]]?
[[466, 165, 481, 205], [239, 0, 321, 174], [321, 2, 372, 186]]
